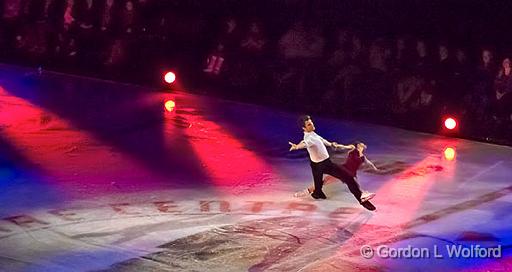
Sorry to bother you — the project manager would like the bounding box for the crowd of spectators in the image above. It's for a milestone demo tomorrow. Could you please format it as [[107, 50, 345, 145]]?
[[1, 0, 511, 144]]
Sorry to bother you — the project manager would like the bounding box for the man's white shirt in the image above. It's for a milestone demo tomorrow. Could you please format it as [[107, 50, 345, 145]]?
[[303, 131, 331, 162]]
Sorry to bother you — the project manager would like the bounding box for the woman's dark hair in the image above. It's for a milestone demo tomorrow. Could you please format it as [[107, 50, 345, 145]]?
[[352, 140, 365, 147], [298, 115, 311, 129]]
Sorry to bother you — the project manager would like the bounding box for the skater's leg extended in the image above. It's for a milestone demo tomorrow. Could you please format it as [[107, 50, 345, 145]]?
[[324, 161, 363, 201]]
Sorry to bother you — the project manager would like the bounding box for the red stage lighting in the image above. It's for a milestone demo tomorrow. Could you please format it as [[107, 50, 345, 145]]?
[[444, 117, 457, 130], [164, 71, 176, 84], [164, 100, 175, 112]]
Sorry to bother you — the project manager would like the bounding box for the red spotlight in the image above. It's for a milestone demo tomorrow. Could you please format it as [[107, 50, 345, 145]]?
[[164, 71, 176, 84], [443, 147, 456, 161], [164, 100, 175, 112], [444, 117, 457, 130]]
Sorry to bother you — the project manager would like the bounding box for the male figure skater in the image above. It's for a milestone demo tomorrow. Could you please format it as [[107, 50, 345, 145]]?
[[289, 115, 376, 210], [294, 141, 378, 203]]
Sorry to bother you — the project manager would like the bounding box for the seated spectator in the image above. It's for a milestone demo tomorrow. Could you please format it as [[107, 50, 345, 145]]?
[[73, 0, 95, 30], [58, 35, 78, 59], [355, 38, 393, 116], [493, 57, 512, 122], [324, 31, 365, 114], [307, 26, 325, 59], [392, 75, 423, 114], [94, 0, 115, 62], [434, 43, 453, 106], [118, 0, 137, 35], [63, 0, 75, 30], [136, 0, 152, 33], [451, 48, 472, 105], [392, 73, 436, 130], [46, 0, 68, 49], [203, 42, 225, 75], [349, 33, 366, 67], [98, 0, 115, 32], [27, 21, 49, 58], [278, 21, 324, 60], [7, 21, 48, 62], [13, 31, 27, 59], [47, 0, 78, 59], [368, 38, 389, 72], [412, 39, 434, 81], [278, 21, 308, 59], [42, 0, 54, 20], [278, 23, 324, 75], [464, 48, 496, 121], [227, 20, 268, 95], [479, 49, 497, 83], [2, 0, 24, 51], [327, 28, 350, 69], [204, 17, 240, 75], [240, 21, 266, 57], [2, 0, 23, 23], [391, 36, 413, 73], [274, 21, 326, 107], [103, 38, 126, 76], [322, 28, 351, 112]]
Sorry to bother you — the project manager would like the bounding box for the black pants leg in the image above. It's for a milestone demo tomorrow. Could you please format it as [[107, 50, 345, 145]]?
[[323, 160, 363, 202], [310, 160, 325, 194]]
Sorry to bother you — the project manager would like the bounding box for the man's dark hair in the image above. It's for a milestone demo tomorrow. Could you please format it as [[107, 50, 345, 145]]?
[[298, 115, 311, 129]]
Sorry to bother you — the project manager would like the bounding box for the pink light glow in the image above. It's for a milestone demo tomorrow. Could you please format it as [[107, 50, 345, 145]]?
[[181, 114, 274, 188]]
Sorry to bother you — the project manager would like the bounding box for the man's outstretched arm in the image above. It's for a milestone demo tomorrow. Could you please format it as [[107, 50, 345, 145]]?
[[289, 141, 306, 151]]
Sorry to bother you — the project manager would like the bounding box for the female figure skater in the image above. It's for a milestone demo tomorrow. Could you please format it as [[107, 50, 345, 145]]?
[[294, 141, 379, 205]]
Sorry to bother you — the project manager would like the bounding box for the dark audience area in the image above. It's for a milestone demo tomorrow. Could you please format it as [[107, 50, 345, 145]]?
[[1, 0, 511, 145]]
